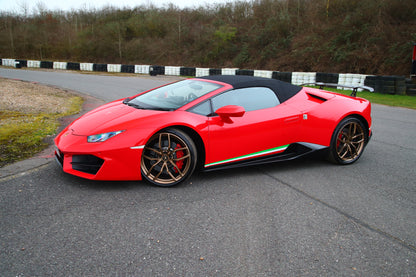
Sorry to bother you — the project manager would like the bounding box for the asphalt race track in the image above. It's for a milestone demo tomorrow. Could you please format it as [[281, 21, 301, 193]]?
[[1, 68, 415, 276]]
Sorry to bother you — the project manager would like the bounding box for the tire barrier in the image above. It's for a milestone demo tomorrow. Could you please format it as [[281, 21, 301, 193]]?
[[53, 62, 67, 70], [180, 67, 196, 77], [121, 65, 135, 73], [2, 59, 16, 67], [236, 69, 254, 76], [316, 72, 339, 84], [16, 60, 27, 68], [67, 62, 81, 71], [209, 68, 222, 75], [254, 70, 273, 78], [222, 68, 237, 75], [291, 72, 316, 85], [135, 65, 150, 74], [405, 78, 416, 96], [80, 63, 94, 71], [412, 43, 416, 76], [1, 58, 415, 96], [149, 65, 165, 76], [93, 63, 107, 72], [40, 61, 53, 69], [165, 66, 181, 76], [272, 72, 292, 83], [364, 75, 407, 95], [107, 64, 121, 73]]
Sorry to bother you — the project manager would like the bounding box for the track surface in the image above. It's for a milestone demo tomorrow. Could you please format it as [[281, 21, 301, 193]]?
[[1, 68, 415, 276]]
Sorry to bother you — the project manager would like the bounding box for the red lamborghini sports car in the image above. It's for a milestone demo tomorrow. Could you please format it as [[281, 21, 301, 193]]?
[[54, 75, 372, 186]]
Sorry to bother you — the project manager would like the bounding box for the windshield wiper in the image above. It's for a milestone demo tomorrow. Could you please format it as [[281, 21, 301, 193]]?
[[127, 102, 144, 109], [150, 107, 174, 111]]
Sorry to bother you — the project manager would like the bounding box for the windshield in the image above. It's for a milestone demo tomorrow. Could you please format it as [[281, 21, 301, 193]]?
[[126, 80, 222, 111]]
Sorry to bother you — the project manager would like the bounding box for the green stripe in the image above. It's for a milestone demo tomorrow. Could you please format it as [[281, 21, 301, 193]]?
[[205, 144, 289, 168]]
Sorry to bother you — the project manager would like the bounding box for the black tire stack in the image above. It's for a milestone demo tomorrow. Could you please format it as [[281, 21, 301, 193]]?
[[121, 65, 135, 73], [67, 62, 80, 71], [365, 76, 408, 95], [272, 72, 292, 83], [180, 67, 196, 77], [93, 63, 107, 72], [316, 72, 339, 84], [149, 65, 165, 76], [406, 78, 416, 96], [40, 61, 53, 69]]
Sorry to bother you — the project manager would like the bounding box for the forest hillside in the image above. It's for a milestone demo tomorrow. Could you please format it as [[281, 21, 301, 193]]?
[[1, 0, 415, 76]]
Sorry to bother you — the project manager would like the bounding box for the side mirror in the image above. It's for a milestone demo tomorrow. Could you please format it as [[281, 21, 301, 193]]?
[[215, 105, 245, 122]]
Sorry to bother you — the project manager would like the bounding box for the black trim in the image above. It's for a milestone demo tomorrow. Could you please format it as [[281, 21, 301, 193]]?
[[203, 143, 327, 172], [71, 155, 104, 175], [55, 149, 64, 167]]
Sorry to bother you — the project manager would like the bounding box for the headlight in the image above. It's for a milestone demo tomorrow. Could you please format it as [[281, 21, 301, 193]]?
[[87, 130, 124, 143]]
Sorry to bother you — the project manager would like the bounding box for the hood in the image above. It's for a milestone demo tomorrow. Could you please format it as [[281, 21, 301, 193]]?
[[69, 100, 167, 136]]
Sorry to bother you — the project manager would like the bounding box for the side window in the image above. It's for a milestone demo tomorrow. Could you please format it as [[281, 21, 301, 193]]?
[[211, 87, 280, 112], [188, 101, 212, 116]]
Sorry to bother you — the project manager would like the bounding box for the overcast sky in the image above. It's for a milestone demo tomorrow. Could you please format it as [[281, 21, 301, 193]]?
[[0, 0, 237, 13]]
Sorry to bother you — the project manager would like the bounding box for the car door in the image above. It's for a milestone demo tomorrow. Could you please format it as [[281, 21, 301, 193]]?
[[204, 87, 302, 168]]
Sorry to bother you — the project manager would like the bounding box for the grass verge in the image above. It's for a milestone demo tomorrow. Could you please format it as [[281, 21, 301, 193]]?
[[0, 78, 83, 167], [317, 87, 416, 110]]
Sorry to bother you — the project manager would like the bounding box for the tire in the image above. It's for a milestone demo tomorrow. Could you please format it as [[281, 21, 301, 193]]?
[[141, 128, 197, 187], [327, 117, 367, 165]]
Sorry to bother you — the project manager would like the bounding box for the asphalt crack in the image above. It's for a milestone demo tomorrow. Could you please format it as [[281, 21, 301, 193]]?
[[261, 170, 416, 253]]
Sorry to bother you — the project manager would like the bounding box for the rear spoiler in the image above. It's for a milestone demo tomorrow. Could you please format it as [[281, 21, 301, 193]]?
[[301, 82, 374, 97]]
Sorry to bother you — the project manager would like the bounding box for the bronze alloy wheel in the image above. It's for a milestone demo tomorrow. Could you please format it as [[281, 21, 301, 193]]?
[[141, 128, 197, 186], [328, 117, 367, 165]]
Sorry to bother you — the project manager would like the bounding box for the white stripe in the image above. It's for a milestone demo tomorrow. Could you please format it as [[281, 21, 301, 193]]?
[[130, 145, 145, 150]]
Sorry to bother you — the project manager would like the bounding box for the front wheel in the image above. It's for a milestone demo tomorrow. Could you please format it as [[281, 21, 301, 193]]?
[[327, 117, 368, 165], [141, 128, 197, 187]]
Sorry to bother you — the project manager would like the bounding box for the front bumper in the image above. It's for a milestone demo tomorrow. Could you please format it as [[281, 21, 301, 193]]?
[[54, 145, 143, 181]]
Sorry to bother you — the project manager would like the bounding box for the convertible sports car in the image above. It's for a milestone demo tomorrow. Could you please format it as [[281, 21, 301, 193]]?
[[54, 75, 372, 186]]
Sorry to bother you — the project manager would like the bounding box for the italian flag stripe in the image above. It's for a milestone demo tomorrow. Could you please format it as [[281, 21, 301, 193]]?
[[205, 144, 289, 168]]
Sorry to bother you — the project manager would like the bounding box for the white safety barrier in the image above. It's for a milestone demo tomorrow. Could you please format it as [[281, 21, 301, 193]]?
[[222, 68, 238, 75], [165, 66, 181, 76], [196, 68, 210, 77], [254, 70, 273, 78], [291, 72, 316, 85], [27, 60, 41, 68], [53, 62, 67, 70], [80, 63, 94, 71], [135, 65, 150, 74], [2, 59, 16, 67], [338, 73, 367, 91], [107, 64, 122, 73]]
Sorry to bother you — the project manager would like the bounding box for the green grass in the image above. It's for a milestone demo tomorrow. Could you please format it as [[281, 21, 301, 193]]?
[[309, 87, 416, 110], [0, 96, 83, 167]]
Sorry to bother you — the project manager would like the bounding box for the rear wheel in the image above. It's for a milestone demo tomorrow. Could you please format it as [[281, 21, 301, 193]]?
[[327, 117, 367, 165], [141, 128, 197, 186]]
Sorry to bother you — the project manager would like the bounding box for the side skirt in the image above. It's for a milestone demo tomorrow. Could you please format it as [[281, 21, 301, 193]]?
[[203, 142, 327, 172]]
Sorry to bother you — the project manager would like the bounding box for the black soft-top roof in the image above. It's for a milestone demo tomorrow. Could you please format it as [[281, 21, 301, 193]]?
[[199, 75, 301, 103]]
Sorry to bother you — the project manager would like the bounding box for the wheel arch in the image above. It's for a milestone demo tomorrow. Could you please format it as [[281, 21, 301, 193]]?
[[159, 125, 206, 170], [340, 113, 370, 141]]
